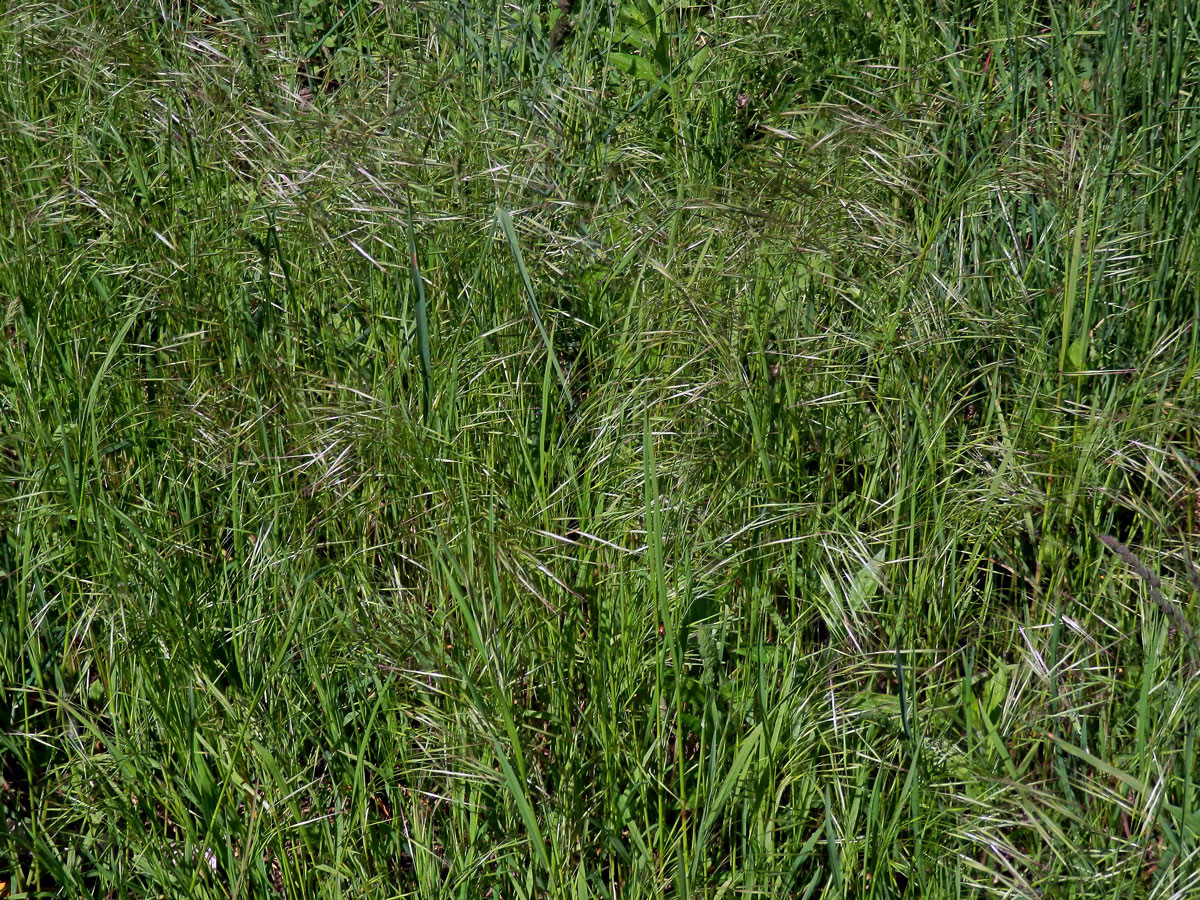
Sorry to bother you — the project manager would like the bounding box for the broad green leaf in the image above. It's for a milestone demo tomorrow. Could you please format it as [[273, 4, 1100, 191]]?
[[609, 51, 661, 83]]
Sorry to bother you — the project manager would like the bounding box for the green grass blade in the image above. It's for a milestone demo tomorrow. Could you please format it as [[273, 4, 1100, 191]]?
[[408, 197, 432, 421], [498, 207, 572, 406]]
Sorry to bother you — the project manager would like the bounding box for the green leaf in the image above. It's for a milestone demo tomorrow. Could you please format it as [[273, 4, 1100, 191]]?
[[696, 722, 762, 848], [498, 208, 572, 406], [1068, 334, 1088, 369], [608, 51, 661, 83], [490, 735, 551, 874], [408, 198, 432, 421]]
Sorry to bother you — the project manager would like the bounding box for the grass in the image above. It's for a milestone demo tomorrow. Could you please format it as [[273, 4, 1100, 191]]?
[[1, 0, 1199, 897]]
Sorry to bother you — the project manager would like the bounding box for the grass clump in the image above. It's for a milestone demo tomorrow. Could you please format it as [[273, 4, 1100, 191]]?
[[2, 1, 1199, 897]]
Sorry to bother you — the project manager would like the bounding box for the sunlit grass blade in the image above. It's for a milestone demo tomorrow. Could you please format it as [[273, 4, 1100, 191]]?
[[498, 207, 572, 407]]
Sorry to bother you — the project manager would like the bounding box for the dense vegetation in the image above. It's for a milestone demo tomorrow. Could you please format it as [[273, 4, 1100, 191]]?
[[2, 1, 1199, 897]]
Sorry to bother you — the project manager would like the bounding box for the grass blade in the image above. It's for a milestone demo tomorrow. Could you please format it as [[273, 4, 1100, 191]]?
[[498, 207, 572, 406], [408, 197, 432, 421]]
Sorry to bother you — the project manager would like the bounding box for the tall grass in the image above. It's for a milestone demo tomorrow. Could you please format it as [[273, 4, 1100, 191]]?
[[2, 1, 1199, 897]]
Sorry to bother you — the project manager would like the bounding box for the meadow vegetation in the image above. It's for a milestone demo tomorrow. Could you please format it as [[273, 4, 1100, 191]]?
[[2, 1, 1200, 897]]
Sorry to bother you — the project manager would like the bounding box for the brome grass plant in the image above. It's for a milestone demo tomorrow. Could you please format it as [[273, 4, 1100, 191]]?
[[2, 1, 1199, 897]]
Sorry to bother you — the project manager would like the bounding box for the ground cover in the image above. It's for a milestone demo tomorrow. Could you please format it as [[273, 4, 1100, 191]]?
[[2, 1, 1199, 897]]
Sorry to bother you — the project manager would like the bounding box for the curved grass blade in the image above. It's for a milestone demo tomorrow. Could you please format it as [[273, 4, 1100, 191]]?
[[408, 197, 432, 421], [498, 208, 572, 407]]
